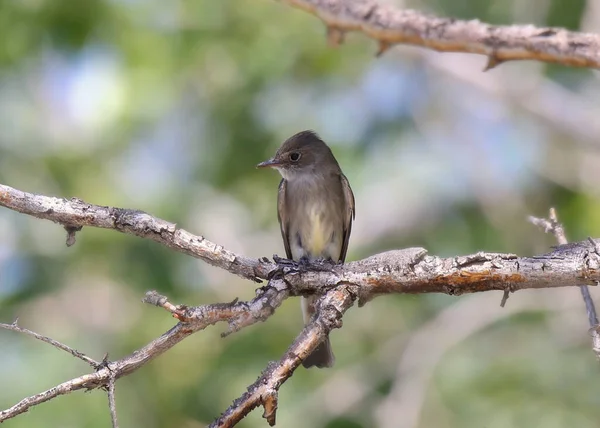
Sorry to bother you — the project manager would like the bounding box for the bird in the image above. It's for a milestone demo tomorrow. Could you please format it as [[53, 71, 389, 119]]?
[[257, 130, 355, 368]]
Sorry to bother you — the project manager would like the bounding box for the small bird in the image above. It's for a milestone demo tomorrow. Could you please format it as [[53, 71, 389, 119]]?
[[257, 130, 355, 368]]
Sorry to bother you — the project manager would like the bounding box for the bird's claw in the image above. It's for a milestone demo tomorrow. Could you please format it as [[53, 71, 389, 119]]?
[[268, 255, 338, 280], [305, 257, 338, 274], [268, 255, 300, 280], [273, 254, 296, 267]]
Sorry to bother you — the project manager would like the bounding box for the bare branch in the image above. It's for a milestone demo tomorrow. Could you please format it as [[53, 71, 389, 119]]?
[[209, 286, 356, 427], [0, 184, 273, 282], [0, 320, 99, 367], [0, 371, 108, 422], [288, 245, 600, 300], [529, 207, 568, 245], [0, 286, 289, 422], [3, 238, 596, 424], [529, 208, 600, 359], [107, 372, 119, 428], [2, 183, 600, 299], [281, 0, 600, 69], [4, 183, 600, 425]]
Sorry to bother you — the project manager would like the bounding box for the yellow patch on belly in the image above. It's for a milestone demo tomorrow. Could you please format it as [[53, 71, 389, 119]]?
[[307, 206, 328, 256]]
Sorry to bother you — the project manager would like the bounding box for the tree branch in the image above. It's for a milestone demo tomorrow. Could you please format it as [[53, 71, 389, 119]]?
[[0, 184, 273, 282], [281, 0, 600, 69], [210, 286, 356, 427], [2, 183, 600, 425], [107, 371, 119, 428], [0, 286, 289, 422], [529, 208, 600, 358], [0, 320, 99, 367], [2, 184, 600, 300]]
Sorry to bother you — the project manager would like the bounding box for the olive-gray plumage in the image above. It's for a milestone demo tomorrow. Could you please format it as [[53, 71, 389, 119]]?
[[257, 130, 355, 368]]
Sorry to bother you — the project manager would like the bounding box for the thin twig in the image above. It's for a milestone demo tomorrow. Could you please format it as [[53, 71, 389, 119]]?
[[529, 208, 600, 359], [0, 320, 99, 367], [548, 207, 568, 245], [108, 372, 119, 428], [581, 285, 600, 327]]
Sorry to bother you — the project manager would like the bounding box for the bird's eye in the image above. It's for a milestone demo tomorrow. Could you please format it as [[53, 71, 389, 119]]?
[[289, 152, 301, 162]]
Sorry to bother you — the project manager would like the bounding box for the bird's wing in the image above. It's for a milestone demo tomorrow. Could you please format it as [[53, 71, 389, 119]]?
[[338, 173, 355, 263], [277, 178, 293, 259]]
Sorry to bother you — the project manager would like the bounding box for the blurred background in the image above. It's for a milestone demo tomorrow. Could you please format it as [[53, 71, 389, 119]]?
[[1, 0, 600, 427]]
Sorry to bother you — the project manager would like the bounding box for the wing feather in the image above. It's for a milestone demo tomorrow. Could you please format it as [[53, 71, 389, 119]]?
[[338, 173, 355, 263], [277, 179, 293, 259]]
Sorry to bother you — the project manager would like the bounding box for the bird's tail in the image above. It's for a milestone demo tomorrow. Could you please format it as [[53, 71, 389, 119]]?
[[301, 296, 335, 368]]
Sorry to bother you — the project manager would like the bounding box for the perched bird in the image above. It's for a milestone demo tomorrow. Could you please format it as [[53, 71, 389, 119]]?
[[257, 130, 355, 368]]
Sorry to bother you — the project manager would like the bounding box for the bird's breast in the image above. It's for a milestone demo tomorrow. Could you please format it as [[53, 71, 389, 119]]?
[[286, 177, 344, 261]]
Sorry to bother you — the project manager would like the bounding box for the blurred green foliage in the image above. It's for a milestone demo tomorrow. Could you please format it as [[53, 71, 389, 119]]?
[[1, 0, 600, 427]]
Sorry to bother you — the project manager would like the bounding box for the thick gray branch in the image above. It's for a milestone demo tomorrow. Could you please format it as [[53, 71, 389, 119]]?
[[0, 183, 271, 282], [283, 246, 600, 304], [282, 0, 600, 69], [1, 183, 598, 299]]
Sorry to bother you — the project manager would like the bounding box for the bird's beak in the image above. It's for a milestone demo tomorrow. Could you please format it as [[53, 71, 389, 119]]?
[[256, 157, 281, 168]]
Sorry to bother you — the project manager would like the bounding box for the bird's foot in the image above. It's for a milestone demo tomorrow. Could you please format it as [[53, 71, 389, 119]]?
[[295, 257, 339, 275], [268, 256, 338, 280], [273, 254, 297, 268], [269, 255, 300, 280], [306, 257, 338, 273]]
